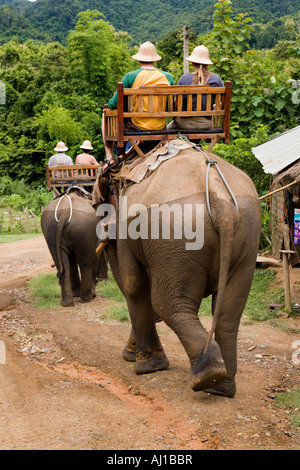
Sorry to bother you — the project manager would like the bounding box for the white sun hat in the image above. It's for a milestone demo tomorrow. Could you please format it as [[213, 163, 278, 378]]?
[[54, 141, 69, 152], [186, 45, 213, 65], [132, 41, 161, 62], [80, 140, 94, 150]]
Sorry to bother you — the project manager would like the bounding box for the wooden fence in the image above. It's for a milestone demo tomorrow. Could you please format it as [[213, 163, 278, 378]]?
[[0, 205, 40, 233]]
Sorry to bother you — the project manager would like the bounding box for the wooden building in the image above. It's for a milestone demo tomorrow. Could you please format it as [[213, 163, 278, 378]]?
[[252, 127, 300, 267]]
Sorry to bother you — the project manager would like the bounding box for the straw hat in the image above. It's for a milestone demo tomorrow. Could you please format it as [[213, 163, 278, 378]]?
[[186, 45, 213, 65], [132, 41, 161, 62], [54, 141, 68, 152], [80, 140, 94, 151]]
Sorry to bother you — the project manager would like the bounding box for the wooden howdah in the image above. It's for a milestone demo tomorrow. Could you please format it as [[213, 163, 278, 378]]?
[[46, 164, 99, 195], [102, 81, 232, 155]]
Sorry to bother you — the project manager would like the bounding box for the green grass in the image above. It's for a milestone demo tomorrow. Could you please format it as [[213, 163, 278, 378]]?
[[28, 273, 61, 308], [243, 269, 285, 322], [0, 233, 42, 243], [198, 269, 285, 323], [27, 270, 130, 321], [27, 268, 289, 325], [275, 389, 300, 428], [97, 275, 129, 323]]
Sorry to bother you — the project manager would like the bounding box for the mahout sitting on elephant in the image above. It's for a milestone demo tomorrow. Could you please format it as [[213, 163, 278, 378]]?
[[93, 139, 261, 397], [41, 187, 106, 307]]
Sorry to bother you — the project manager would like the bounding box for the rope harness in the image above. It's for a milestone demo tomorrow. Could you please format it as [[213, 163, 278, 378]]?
[[55, 194, 72, 223], [54, 184, 90, 224]]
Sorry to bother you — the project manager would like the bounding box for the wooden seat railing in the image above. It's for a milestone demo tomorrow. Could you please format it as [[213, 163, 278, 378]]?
[[46, 164, 99, 195], [103, 81, 231, 156]]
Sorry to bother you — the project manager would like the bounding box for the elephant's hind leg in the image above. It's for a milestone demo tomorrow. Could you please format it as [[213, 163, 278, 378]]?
[[205, 252, 258, 398], [59, 251, 75, 307], [151, 270, 226, 392], [120, 244, 169, 375]]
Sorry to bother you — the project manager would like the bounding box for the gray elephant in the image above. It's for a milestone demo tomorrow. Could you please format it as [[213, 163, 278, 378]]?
[[41, 188, 105, 306], [94, 140, 261, 398]]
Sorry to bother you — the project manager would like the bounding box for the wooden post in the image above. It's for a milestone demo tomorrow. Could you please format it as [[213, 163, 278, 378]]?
[[183, 25, 190, 74], [19, 210, 23, 231], [8, 206, 13, 232], [25, 206, 29, 233], [31, 210, 38, 232], [117, 82, 124, 149], [223, 81, 232, 144], [280, 250, 295, 313]]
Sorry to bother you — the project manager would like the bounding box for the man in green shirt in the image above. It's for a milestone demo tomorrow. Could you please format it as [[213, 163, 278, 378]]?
[[102, 41, 174, 161]]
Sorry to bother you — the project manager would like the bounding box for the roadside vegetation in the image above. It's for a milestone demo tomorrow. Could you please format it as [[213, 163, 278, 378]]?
[[276, 389, 300, 428], [28, 268, 287, 324]]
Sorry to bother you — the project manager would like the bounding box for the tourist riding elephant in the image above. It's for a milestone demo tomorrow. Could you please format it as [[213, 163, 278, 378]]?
[[41, 188, 105, 307], [94, 140, 261, 398]]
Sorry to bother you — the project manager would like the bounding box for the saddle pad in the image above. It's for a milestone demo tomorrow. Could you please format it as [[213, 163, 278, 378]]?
[[115, 139, 191, 184]]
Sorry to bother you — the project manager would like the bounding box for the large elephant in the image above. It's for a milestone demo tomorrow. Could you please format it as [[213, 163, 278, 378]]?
[[41, 188, 106, 307], [94, 140, 261, 398]]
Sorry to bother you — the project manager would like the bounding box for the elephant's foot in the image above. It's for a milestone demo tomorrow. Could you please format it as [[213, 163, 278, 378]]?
[[122, 347, 136, 362], [122, 331, 137, 362], [72, 290, 81, 298], [80, 291, 96, 302], [205, 378, 236, 398], [135, 352, 169, 375], [60, 298, 74, 307], [191, 351, 226, 392]]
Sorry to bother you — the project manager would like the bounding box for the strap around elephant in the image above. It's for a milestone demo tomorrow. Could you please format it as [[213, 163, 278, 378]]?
[[54, 194, 72, 223], [177, 134, 239, 218]]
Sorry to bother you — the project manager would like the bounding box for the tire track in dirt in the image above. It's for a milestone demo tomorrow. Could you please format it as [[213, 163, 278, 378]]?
[[43, 361, 205, 450]]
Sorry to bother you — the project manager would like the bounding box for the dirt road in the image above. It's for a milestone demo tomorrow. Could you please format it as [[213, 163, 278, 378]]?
[[0, 236, 299, 450]]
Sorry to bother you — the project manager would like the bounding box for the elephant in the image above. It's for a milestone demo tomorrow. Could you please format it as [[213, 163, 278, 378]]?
[[94, 139, 261, 398], [41, 188, 106, 307]]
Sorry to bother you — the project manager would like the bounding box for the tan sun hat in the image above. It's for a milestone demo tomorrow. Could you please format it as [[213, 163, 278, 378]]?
[[132, 41, 161, 62], [186, 45, 213, 65], [80, 140, 94, 151], [54, 141, 68, 152]]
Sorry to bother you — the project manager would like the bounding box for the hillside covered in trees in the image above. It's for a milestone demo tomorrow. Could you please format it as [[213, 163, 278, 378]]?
[[0, 0, 300, 195], [0, 0, 300, 46]]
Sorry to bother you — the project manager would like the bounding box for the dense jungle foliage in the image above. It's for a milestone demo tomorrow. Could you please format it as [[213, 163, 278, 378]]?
[[0, 0, 300, 198], [1, 0, 300, 46]]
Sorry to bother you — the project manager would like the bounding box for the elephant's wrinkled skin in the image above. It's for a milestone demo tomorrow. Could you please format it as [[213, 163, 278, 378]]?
[[97, 145, 261, 397], [41, 190, 105, 306]]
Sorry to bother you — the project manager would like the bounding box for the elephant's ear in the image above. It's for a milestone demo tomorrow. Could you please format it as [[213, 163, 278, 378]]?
[[92, 172, 107, 208]]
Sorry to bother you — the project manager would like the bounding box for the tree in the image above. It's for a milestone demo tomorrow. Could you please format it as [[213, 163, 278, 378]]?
[[197, 0, 299, 137], [67, 10, 133, 101]]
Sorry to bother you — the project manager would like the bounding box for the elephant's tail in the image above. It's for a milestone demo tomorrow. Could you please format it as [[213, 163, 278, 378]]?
[[195, 219, 235, 371], [54, 194, 73, 284], [55, 217, 66, 284]]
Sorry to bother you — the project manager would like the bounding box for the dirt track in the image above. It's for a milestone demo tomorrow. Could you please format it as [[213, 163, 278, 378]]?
[[0, 236, 299, 450]]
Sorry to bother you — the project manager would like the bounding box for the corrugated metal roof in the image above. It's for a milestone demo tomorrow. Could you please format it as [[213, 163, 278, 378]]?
[[251, 126, 300, 175]]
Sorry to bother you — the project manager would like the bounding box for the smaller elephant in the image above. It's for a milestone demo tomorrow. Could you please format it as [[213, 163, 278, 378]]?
[[41, 188, 103, 306]]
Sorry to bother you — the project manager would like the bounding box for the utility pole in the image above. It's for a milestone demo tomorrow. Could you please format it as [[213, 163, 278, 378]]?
[[183, 25, 190, 74]]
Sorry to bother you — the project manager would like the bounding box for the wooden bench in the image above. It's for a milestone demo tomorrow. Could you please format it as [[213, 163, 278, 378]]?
[[46, 164, 99, 196], [102, 81, 231, 157]]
